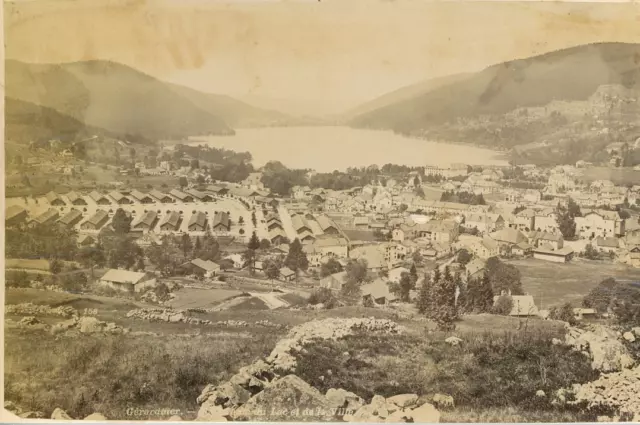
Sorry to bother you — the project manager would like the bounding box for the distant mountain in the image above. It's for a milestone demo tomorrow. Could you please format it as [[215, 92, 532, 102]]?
[[342, 72, 471, 121], [5, 97, 108, 143], [5, 60, 291, 141], [349, 42, 640, 136]]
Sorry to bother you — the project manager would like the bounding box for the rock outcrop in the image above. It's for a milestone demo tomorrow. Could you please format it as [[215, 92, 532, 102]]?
[[196, 317, 404, 422], [232, 375, 337, 421], [126, 309, 287, 329], [51, 316, 127, 335], [51, 408, 72, 420], [563, 324, 635, 372], [343, 393, 440, 423], [6, 303, 77, 318], [572, 365, 640, 418]]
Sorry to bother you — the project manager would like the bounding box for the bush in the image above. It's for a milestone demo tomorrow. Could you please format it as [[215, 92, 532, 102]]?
[[294, 330, 598, 415], [5, 270, 31, 288], [307, 288, 338, 309], [492, 295, 513, 315]]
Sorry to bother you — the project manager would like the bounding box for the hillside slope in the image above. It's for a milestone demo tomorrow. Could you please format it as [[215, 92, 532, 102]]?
[[5, 60, 285, 139], [5, 97, 108, 143], [343, 72, 471, 121], [349, 43, 640, 135]]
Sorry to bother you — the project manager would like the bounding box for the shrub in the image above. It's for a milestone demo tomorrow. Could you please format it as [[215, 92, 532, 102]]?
[[307, 288, 337, 309], [294, 330, 597, 415], [492, 295, 513, 315]]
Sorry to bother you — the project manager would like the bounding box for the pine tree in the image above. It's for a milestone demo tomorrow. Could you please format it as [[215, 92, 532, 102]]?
[[248, 231, 260, 251], [285, 238, 309, 282], [431, 266, 457, 330], [410, 263, 418, 286], [472, 271, 494, 313], [417, 274, 431, 314]]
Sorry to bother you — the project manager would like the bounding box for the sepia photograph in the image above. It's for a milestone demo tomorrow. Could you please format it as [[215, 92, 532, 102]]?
[[3, 0, 640, 422]]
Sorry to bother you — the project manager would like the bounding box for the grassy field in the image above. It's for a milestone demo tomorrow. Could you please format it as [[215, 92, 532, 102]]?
[[166, 287, 245, 309], [4, 328, 279, 420], [5, 258, 51, 271], [508, 258, 640, 308]]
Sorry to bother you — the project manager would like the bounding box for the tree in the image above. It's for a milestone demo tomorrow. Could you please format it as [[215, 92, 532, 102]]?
[[396, 272, 414, 302], [251, 211, 257, 227], [430, 266, 457, 330], [180, 233, 193, 260], [49, 258, 63, 274], [485, 257, 523, 295], [248, 231, 260, 251], [457, 249, 472, 266], [242, 249, 256, 272], [179, 176, 188, 188], [556, 202, 577, 240], [467, 272, 494, 313], [413, 176, 420, 187], [259, 238, 271, 250], [342, 259, 368, 301], [416, 275, 431, 314], [112, 208, 132, 234], [493, 295, 514, 315], [549, 302, 576, 325], [264, 259, 280, 280], [285, 238, 309, 279], [320, 258, 343, 277], [239, 216, 245, 225], [410, 263, 418, 285]]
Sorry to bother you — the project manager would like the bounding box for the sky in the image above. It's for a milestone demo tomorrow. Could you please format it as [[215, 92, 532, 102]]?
[[5, 0, 640, 116]]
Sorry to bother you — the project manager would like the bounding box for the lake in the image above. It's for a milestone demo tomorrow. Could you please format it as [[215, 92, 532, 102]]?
[[189, 126, 507, 172]]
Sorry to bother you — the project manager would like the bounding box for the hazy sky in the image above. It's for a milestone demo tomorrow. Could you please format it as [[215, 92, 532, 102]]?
[[5, 0, 640, 115]]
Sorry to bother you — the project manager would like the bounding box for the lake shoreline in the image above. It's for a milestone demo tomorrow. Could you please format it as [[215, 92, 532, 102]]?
[[184, 126, 509, 173]]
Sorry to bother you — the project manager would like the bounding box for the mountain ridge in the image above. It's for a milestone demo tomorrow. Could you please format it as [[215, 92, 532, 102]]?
[[348, 42, 640, 136], [5, 59, 293, 142]]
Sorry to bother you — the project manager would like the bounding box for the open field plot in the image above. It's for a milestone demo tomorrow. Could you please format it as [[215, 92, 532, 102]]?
[[166, 287, 245, 309], [508, 257, 640, 308], [5, 258, 51, 271]]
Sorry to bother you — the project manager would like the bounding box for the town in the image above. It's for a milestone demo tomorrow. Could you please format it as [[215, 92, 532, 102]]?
[[6, 137, 640, 315], [4, 2, 640, 422]]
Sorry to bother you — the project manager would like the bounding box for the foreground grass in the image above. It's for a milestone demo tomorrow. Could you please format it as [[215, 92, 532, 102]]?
[[4, 328, 280, 420], [294, 329, 601, 422]]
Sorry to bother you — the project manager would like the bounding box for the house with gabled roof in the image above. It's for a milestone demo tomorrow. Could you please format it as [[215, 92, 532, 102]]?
[[169, 189, 194, 203], [149, 190, 174, 203], [159, 211, 181, 231], [315, 215, 340, 235], [292, 214, 312, 234], [189, 258, 221, 278], [130, 190, 155, 204], [46, 191, 66, 206], [100, 269, 157, 293], [188, 211, 207, 232], [320, 271, 347, 291], [66, 191, 87, 205], [58, 209, 83, 228], [31, 208, 60, 226], [89, 191, 111, 205], [6, 206, 28, 227], [109, 191, 131, 205], [186, 188, 213, 202], [212, 212, 230, 232], [362, 279, 396, 306], [132, 211, 158, 231], [279, 267, 296, 281], [81, 210, 109, 230], [575, 209, 625, 239]]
